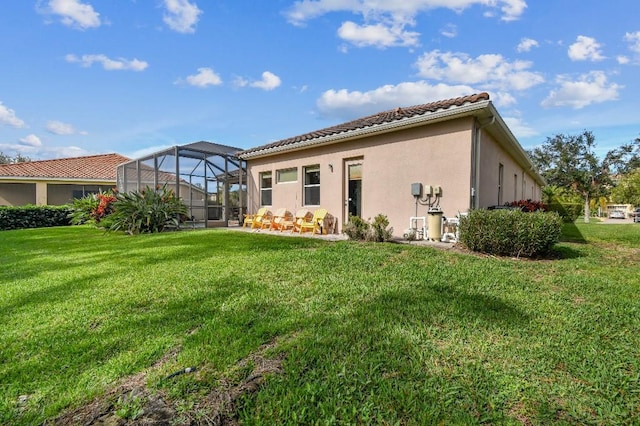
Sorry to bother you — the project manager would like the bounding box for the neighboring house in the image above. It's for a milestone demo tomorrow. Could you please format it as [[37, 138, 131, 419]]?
[[238, 93, 545, 237], [0, 153, 129, 206]]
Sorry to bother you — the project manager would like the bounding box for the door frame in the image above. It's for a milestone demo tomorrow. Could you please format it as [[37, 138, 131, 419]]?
[[343, 158, 363, 221]]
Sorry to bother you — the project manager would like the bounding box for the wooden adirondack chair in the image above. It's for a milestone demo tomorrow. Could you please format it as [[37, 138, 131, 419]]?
[[268, 208, 293, 231], [281, 208, 311, 232], [243, 207, 267, 228], [244, 208, 272, 229], [299, 208, 328, 234]]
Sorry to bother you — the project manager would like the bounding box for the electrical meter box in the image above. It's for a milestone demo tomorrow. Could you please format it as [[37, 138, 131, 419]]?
[[411, 183, 422, 197], [434, 186, 442, 196], [424, 185, 433, 196]]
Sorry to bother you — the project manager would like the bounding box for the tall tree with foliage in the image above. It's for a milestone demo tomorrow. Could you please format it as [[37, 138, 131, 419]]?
[[0, 151, 31, 164], [611, 169, 640, 207], [529, 131, 609, 223], [603, 137, 640, 176]]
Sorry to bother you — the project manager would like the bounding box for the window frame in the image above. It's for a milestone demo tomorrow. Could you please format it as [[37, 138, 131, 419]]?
[[259, 171, 272, 206], [498, 163, 504, 205], [303, 165, 321, 206], [276, 167, 298, 184]]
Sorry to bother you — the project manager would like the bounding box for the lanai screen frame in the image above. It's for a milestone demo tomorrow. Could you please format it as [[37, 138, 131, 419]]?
[[116, 141, 246, 228]]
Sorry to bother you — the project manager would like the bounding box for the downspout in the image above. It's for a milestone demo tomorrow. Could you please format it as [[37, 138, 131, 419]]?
[[471, 115, 495, 210]]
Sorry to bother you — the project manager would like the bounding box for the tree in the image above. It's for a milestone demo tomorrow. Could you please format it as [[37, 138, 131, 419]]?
[[603, 137, 640, 176], [529, 131, 609, 223], [611, 169, 640, 207], [0, 151, 31, 164]]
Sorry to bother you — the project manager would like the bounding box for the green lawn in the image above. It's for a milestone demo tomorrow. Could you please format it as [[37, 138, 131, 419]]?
[[1, 224, 639, 424]]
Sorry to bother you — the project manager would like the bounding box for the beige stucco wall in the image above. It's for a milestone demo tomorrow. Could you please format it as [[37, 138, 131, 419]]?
[[477, 130, 541, 207], [0, 183, 36, 206], [0, 181, 115, 206], [245, 118, 475, 236]]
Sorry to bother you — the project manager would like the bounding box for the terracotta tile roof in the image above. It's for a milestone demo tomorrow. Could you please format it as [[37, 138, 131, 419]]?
[[0, 153, 130, 181], [238, 92, 490, 157]]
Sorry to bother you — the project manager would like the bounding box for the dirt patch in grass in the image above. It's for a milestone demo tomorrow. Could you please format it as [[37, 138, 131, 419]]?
[[51, 340, 285, 425]]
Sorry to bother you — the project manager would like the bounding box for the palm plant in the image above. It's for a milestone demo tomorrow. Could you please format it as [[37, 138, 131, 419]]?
[[108, 185, 188, 234]]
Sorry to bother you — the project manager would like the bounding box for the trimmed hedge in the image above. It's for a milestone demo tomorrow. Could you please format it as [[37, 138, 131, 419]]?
[[459, 209, 562, 258], [547, 202, 582, 223], [0, 205, 73, 231]]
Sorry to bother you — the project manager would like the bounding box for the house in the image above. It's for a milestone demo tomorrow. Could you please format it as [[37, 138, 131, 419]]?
[[0, 153, 129, 206], [237, 93, 545, 237]]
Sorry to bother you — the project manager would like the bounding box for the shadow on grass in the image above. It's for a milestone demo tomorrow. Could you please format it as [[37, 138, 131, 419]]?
[[560, 222, 586, 244], [549, 245, 583, 260]]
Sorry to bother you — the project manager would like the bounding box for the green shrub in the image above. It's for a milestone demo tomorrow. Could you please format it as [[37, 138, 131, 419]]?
[[343, 214, 393, 242], [547, 202, 582, 222], [0, 205, 72, 230], [368, 214, 394, 242], [107, 185, 188, 234], [459, 209, 562, 257], [343, 215, 370, 240], [68, 191, 117, 226]]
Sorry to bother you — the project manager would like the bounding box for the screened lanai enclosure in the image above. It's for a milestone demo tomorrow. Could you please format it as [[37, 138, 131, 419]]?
[[116, 141, 246, 228]]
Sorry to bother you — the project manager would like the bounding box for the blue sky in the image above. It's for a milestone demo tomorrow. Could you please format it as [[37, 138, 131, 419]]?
[[1, 0, 639, 161]]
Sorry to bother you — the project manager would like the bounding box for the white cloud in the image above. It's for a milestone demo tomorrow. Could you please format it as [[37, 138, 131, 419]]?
[[0, 102, 26, 128], [250, 71, 282, 91], [503, 116, 538, 138], [19, 134, 43, 147], [624, 31, 640, 54], [337, 21, 419, 48], [541, 71, 622, 109], [316, 80, 477, 120], [39, 0, 101, 30], [162, 0, 202, 34], [177, 67, 223, 88], [286, 0, 527, 25], [0, 142, 90, 160], [517, 37, 538, 52], [492, 92, 517, 108], [65, 54, 148, 71], [285, 1, 525, 49], [46, 120, 87, 135], [617, 56, 630, 65], [440, 23, 457, 38], [415, 50, 544, 91], [568, 35, 605, 61], [235, 71, 282, 91]]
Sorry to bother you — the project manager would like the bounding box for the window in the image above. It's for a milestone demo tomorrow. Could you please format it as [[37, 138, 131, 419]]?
[[498, 163, 504, 205], [514, 174, 518, 201], [303, 165, 320, 206], [260, 171, 272, 206], [277, 167, 297, 183]]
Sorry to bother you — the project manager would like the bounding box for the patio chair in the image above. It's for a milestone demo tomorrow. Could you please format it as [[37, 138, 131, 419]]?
[[268, 208, 293, 231], [246, 208, 272, 230], [299, 208, 328, 234], [243, 207, 267, 228], [281, 208, 311, 233]]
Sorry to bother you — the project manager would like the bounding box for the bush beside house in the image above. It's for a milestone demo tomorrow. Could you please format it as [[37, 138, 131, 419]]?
[[459, 209, 562, 257], [0, 205, 72, 231]]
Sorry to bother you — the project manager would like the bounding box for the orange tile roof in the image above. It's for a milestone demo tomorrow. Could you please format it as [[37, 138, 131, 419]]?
[[239, 92, 490, 157], [0, 153, 130, 181]]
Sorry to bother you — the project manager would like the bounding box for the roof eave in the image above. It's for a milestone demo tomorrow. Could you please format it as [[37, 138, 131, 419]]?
[[0, 176, 117, 184], [239, 100, 493, 160]]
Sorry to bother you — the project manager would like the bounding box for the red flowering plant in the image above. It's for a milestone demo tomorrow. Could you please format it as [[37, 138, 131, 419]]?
[[508, 199, 547, 212], [69, 188, 118, 226]]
